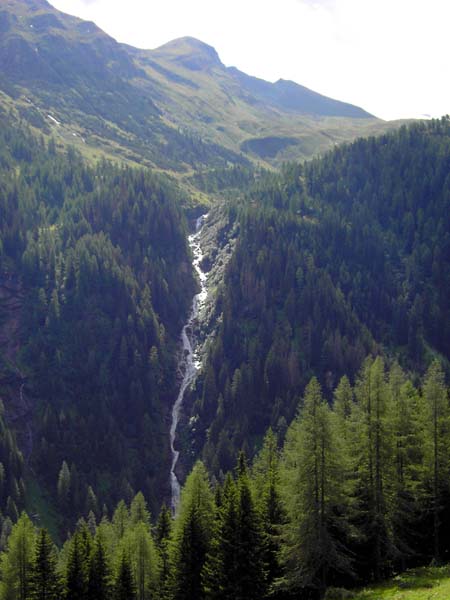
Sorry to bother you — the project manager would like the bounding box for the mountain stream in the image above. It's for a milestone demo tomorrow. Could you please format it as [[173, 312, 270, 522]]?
[[170, 214, 208, 513]]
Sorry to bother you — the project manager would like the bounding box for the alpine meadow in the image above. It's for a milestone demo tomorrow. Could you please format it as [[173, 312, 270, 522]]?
[[0, 0, 449, 598]]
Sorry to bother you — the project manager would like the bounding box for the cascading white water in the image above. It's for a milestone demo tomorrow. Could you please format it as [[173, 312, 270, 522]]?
[[170, 214, 208, 513]]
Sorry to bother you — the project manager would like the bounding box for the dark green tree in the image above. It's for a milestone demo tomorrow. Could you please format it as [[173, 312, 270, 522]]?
[[114, 553, 136, 600], [170, 462, 214, 600], [87, 536, 110, 600], [29, 528, 61, 600]]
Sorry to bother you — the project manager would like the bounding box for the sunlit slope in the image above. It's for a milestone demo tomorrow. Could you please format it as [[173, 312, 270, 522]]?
[[0, 0, 405, 172]]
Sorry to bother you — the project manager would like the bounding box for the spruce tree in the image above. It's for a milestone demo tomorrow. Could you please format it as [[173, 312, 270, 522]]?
[[87, 536, 110, 600], [114, 553, 136, 600], [57, 462, 71, 515], [170, 462, 214, 600], [204, 456, 267, 600], [65, 531, 89, 600], [29, 528, 61, 600]]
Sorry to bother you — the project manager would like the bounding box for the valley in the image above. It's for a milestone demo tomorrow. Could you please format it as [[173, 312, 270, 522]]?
[[170, 214, 209, 513]]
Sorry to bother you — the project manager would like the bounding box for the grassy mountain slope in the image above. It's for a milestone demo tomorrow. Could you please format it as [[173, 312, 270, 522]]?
[[0, 0, 404, 175]]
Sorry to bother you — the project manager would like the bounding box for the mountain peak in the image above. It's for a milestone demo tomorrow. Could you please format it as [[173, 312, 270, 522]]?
[[153, 37, 223, 71]]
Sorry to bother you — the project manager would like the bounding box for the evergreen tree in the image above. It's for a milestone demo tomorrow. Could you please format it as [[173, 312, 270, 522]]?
[[57, 462, 71, 514], [204, 456, 267, 600], [170, 462, 214, 600], [29, 528, 61, 600], [0, 512, 36, 600], [280, 378, 352, 595], [351, 357, 396, 580], [252, 429, 284, 586], [388, 364, 424, 565], [113, 501, 129, 541], [155, 504, 172, 594], [422, 359, 449, 561], [121, 523, 159, 600], [114, 553, 136, 600], [87, 536, 110, 600], [65, 531, 89, 600], [333, 375, 354, 441], [130, 493, 150, 526]]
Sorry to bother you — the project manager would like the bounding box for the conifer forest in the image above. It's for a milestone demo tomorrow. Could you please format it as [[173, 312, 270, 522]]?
[[0, 1, 449, 598]]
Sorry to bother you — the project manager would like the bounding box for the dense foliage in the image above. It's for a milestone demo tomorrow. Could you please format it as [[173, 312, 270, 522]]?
[[0, 359, 448, 599], [0, 117, 195, 518], [193, 118, 450, 474]]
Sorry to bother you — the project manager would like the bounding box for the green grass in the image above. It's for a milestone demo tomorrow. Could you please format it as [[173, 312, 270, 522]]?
[[348, 566, 450, 599]]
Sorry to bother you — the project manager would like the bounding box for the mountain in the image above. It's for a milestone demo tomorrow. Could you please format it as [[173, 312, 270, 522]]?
[[0, 0, 401, 174]]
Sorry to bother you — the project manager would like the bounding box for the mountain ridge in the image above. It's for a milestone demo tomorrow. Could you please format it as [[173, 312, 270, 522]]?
[[0, 0, 401, 172]]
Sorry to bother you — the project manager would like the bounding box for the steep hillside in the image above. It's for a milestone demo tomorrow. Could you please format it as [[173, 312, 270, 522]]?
[[0, 116, 196, 521], [190, 118, 450, 474], [0, 0, 402, 173]]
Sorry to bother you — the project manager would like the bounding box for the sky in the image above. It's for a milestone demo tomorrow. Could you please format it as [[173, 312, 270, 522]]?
[[48, 0, 450, 121]]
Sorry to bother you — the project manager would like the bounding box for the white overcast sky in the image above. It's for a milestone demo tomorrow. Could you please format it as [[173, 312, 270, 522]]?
[[48, 0, 450, 121]]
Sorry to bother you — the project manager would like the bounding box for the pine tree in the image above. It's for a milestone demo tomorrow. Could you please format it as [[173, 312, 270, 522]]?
[[85, 486, 98, 519], [112, 501, 129, 541], [422, 359, 449, 562], [333, 375, 354, 441], [65, 531, 89, 600], [351, 357, 396, 580], [155, 504, 172, 594], [0, 512, 36, 600], [114, 553, 136, 600], [280, 377, 353, 595], [234, 454, 267, 599], [170, 462, 214, 600], [121, 522, 159, 600], [130, 492, 150, 526], [388, 364, 424, 565], [252, 429, 284, 586], [204, 455, 267, 600], [87, 536, 110, 600], [29, 528, 61, 600], [57, 462, 71, 515]]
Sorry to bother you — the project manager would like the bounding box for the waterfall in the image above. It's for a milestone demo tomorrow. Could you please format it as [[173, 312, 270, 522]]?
[[169, 214, 208, 513]]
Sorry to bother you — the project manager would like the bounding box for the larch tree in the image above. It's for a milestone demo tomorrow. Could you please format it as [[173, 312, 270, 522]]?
[[121, 522, 160, 600], [251, 429, 284, 586], [421, 359, 449, 562], [279, 377, 352, 596], [351, 357, 396, 580], [0, 512, 36, 600]]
